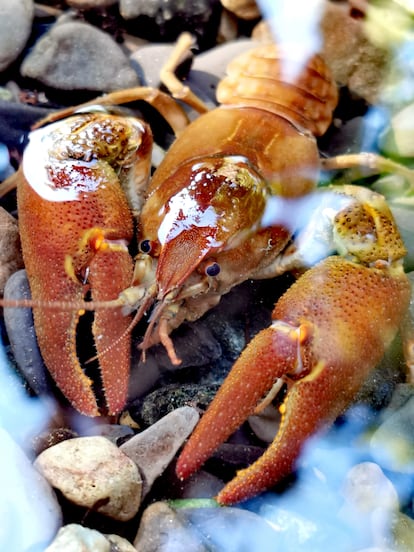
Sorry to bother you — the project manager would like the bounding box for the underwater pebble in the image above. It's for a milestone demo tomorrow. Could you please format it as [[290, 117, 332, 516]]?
[[45, 524, 111, 552], [32, 427, 78, 456], [133, 501, 208, 552], [3, 269, 51, 396], [35, 436, 142, 521], [259, 499, 354, 551], [353, 334, 406, 411], [341, 462, 399, 514], [248, 404, 281, 444], [128, 321, 223, 401], [390, 511, 414, 552], [0, 0, 34, 71], [205, 442, 264, 472], [0, 143, 14, 180], [21, 20, 139, 91], [370, 391, 414, 473], [132, 382, 220, 427], [121, 406, 199, 496], [128, 353, 166, 401], [354, 549, 395, 552], [319, 1, 390, 103], [0, 428, 62, 552], [120, 0, 221, 48], [121, 0, 219, 21], [0, 208, 23, 295], [318, 116, 367, 158], [84, 422, 135, 445], [157, 320, 223, 370], [178, 469, 224, 500], [0, 99, 52, 150], [340, 462, 400, 549], [106, 533, 138, 552], [0, 87, 14, 102], [45, 525, 138, 552], [182, 506, 281, 552], [379, 102, 414, 158]]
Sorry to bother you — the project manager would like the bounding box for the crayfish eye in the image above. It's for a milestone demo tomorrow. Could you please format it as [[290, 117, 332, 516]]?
[[205, 262, 220, 277], [139, 239, 152, 254]]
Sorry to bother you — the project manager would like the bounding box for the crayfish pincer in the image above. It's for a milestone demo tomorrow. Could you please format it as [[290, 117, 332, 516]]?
[[176, 184, 410, 504], [15, 112, 153, 416], [0, 79, 190, 416]]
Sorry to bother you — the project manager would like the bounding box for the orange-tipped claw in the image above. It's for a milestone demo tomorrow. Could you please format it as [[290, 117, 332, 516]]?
[[26, 242, 134, 417], [33, 294, 101, 416], [177, 256, 411, 504], [176, 320, 309, 499]]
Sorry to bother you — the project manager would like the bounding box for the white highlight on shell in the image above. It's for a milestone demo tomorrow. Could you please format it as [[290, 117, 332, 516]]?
[[23, 121, 100, 203], [157, 185, 220, 247]]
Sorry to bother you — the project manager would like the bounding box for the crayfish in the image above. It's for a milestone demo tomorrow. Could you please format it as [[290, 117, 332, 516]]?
[[0, 34, 412, 504]]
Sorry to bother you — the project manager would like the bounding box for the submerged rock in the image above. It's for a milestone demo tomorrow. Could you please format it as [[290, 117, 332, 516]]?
[[21, 20, 139, 91], [0, 0, 34, 71], [35, 436, 142, 521], [3, 269, 50, 396], [66, 0, 118, 8], [121, 406, 199, 496], [120, 0, 222, 48], [0, 428, 62, 552], [45, 524, 111, 552], [370, 387, 414, 473], [0, 208, 23, 295], [45, 523, 138, 552], [133, 501, 208, 552]]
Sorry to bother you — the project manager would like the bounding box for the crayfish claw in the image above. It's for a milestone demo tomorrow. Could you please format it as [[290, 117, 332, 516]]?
[[177, 253, 411, 504]]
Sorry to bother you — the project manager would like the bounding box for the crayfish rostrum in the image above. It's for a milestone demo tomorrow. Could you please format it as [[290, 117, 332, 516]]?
[[0, 35, 411, 504]]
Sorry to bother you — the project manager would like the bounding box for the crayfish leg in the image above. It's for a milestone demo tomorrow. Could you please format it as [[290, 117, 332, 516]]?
[[160, 32, 210, 114]]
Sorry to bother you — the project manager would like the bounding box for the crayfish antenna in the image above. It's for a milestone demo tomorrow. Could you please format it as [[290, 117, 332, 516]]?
[[0, 296, 124, 311], [84, 292, 156, 365]]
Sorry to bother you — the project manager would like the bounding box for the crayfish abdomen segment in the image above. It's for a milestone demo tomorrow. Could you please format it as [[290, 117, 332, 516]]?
[[216, 44, 338, 137]]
